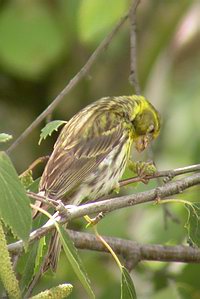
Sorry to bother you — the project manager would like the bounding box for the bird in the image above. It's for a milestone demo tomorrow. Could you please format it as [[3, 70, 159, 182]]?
[[37, 95, 160, 271]]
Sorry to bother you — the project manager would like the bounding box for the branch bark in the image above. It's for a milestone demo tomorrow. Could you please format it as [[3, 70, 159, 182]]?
[[120, 163, 200, 187], [68, 230, 200, 264], [8, 172, 200, 257]]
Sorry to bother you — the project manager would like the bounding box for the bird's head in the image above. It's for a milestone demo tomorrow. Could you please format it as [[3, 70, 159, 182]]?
[[131, 96, 160, 152]]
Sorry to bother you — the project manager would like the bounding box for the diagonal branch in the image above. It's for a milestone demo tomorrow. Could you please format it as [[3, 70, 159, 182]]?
[[7, 1, 140, 154], [8, 172, 200, 254]]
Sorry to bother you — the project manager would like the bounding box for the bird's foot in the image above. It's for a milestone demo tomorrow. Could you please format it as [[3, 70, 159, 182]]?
[[128, 160, 157, 184], [113, 182, 120, 194], [57, 201, 76, 217]]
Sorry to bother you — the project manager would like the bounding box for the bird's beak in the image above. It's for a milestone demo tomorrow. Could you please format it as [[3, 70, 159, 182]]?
[[135, 135, 152, 152]]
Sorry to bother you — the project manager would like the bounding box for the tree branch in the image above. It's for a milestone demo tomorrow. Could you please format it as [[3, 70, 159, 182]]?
[[7, 1, 140, 154], [120, 163, 200, 187], [129, 0, 141, 94], [8, 172, 200, 255], [68, 230, 200, 264], [8, 229, 200, 265]]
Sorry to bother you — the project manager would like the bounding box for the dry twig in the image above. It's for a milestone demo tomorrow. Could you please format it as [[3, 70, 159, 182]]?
[[129, 0, 141, 94]]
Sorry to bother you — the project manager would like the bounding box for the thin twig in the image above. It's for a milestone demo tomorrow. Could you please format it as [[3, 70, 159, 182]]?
[[19, 156, 49, 177], [129, 0, 141, 94], [27, 191, 58, 209], [25, 162, 200, 198], [8, 172, 200, 254], [7, 1, 140, 154], [119, 163, 200, 187]]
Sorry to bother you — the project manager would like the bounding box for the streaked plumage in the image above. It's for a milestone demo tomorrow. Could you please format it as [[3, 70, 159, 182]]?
[[38, 95, 160, 271]]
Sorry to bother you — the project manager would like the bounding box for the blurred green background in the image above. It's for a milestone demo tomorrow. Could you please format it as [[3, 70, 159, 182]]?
[[0, 0, 200, 298]]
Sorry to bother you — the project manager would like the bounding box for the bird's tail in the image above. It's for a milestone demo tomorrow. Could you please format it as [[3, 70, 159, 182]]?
[[42, 228, 63, 273], [32, 191, 62, 272]]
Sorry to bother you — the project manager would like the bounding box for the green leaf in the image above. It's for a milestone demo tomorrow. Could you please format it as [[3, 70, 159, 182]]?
[[38, 120, 67, 145], [121, 267, 137, 299], [19, 241, 39, 294], [78, 0, 127, 45], [33, 236, 47, 276], [0, 151, 32, 244], [27, 178, 40, 193], [58, 225, 95, 299], [0, 133, 12, 144], [0, 2, 67, 79], [185, 203, 200, 247], [16, 238, 46, 295]]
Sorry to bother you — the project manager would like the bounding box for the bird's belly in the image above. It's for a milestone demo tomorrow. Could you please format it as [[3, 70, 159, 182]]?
[[70, 140, 131, 205]]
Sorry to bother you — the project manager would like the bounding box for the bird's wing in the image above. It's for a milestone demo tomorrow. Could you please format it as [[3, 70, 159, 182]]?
[[39, 111, 125, 200]]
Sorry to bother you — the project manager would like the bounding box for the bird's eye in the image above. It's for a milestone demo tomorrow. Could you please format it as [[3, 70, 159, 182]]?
[[148, 124, 155, 134]]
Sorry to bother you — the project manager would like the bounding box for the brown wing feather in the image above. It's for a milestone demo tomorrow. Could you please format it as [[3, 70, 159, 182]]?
[[39, 110, 124, 200]]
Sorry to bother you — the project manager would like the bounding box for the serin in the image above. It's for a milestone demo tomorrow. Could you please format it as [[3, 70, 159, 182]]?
[[38, 95, 161, 271]]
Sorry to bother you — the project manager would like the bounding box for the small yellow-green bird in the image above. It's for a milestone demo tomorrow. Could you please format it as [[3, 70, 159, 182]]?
[[38, 95, 160, 271]]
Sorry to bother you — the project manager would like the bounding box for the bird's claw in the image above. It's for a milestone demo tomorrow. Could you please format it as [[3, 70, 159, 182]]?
[[128, 160, 157, 183], [163, 172, 175, 183], [113, 182, 120, 194], [57, 202, 76, 217]]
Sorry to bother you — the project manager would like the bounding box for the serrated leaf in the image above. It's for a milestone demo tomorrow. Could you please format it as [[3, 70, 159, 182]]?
[[58, 225, 95, 299], [121, 267, 137, 299], [38, 120, 67, 145], [0, 133, 12, 143], [185, 203, 200, 247], [0, 151, 32, 244], [78, 0, 127, 44]]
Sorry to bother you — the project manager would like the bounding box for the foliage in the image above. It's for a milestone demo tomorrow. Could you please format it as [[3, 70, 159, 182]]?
[[185, 203, 200, 247], [58, 225, 95, 299], [0, 2, 67, 79], [0, 133, 12, 143], [78, 0, 128, 45], [38, 120, 67, 145], [121, 267, 137, 299], [0, 151, 32, 244]]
